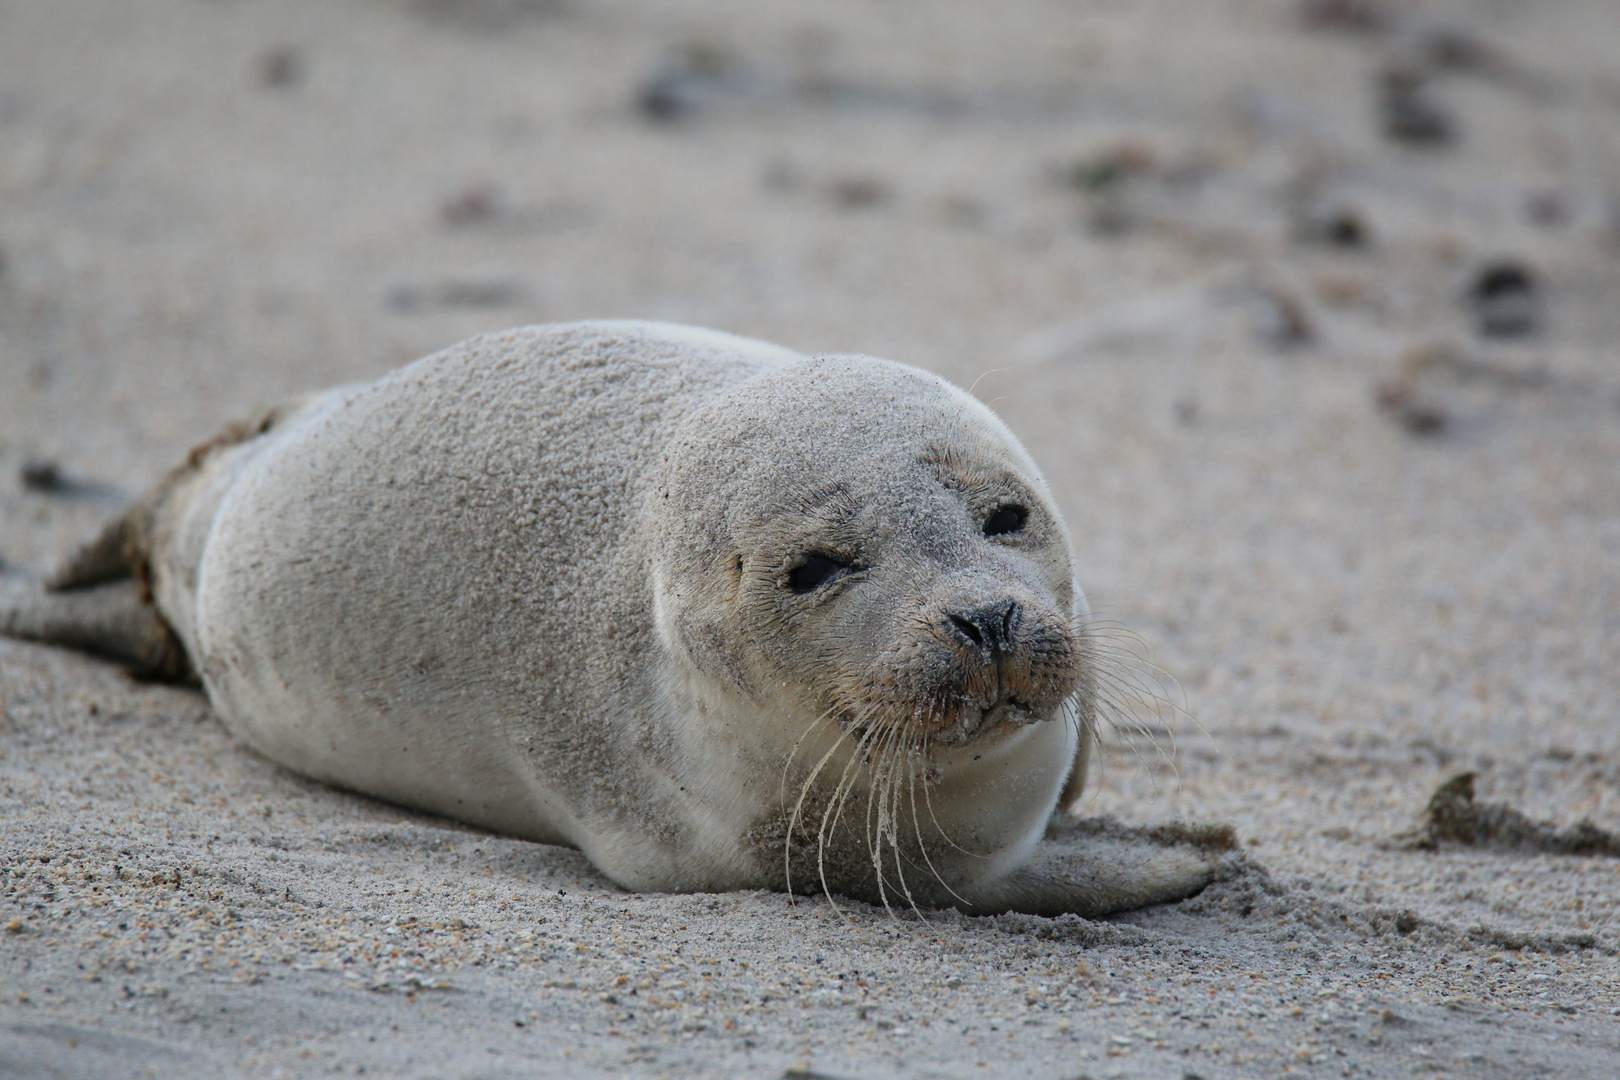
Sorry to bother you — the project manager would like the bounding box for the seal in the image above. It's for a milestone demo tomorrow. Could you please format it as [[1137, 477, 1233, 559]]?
[[2, 321, 1233, 915]]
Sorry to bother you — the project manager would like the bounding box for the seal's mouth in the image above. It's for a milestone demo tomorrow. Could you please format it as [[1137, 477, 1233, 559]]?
[[832, 692, 1038, 745], [925, 692, 1042, 746], [979, 695, 1035, 730]]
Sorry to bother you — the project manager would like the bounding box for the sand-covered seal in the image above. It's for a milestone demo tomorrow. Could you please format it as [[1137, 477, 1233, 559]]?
[[2, 321, 1233, 915]]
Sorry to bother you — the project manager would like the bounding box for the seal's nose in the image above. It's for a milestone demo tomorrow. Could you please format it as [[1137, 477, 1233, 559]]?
[[946, 599, 1022, 656]]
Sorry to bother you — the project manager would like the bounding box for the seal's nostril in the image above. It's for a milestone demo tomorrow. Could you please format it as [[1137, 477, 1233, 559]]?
[[1001, 600, 1021, 645], [947, 601, 1022, 653], [949, 614, 984, 647]]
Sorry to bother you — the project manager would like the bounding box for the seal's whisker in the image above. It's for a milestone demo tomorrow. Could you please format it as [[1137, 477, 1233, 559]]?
[[1095, 700, 1173, 795], [864, 719, 908, 919], [1086, 648, 1188, 725], [917, 737, 993, 861], [883, 729, 924, 918], [906, 732, 972, 910], [857, 718, 890, 912], [816, 714, 886, 918], [936, 368, 1005, 462], [1088, 663, 1178, 740], [867, 725, 894, 873], [1079, 619, 1206, 773], [1081, 625, 1199, 733], [782, 707, 848, 900], [815, 720, 874, 914], [867, 722, 923, 921], [886, 731, 930, 922], [779, 707, 839, 807], [1088, 661, 1185, 769], [855, 714, 903, 907]]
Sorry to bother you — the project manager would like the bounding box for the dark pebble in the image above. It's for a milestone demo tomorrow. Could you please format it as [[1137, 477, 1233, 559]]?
[[1323, 210, 1365, 246], [1470, 261, 1537, 338], [1375, 382, 1447, 436], [636, 44, 739, 123], [21, 459, 65, 492], [638, 73, 694, 122], [385, 284, 419, 313], [1301, 206, 1368, 248], [1381, 68, 1454, 146]]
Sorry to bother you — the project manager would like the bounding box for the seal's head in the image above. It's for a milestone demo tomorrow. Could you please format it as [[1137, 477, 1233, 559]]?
[[649, 355, 1087, 753]]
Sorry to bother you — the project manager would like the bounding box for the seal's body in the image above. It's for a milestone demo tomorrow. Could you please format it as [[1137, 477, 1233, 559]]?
[[3, 322, 1231, 914]]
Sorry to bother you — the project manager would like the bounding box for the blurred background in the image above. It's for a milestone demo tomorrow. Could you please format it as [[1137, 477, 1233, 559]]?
[[2, 0, 1618, 857], [3, 6, 1620, 1073]]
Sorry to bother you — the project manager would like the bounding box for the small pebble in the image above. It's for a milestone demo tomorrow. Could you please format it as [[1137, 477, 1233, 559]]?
[[1381, 67, 1454, 146], [21, 459, 64, 492], [1298, 205, 1369, 248], [636, 43, 738, 123], [1470, 261, 1537, 338], [1375, 381, 1447, 436]]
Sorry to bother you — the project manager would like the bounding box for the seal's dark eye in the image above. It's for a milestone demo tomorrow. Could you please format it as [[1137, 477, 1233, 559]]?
[[984, 505, 1028, 537], [788, 555, 846, 594]]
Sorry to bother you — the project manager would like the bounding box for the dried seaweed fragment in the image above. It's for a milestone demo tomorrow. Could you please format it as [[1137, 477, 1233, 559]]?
[[1400, 772, 1620, 857]]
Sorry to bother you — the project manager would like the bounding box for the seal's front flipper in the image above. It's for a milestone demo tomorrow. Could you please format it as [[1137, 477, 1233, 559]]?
[[0, 577, 190, 681], [960, 815, 1242, 918]]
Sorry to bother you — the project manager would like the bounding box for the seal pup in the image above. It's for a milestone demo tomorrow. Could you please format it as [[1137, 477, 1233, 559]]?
[[2, 321, 1233, 915]]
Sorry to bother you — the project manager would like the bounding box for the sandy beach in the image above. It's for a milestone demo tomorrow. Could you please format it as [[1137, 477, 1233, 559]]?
[[2, 1, 1619, 1076]]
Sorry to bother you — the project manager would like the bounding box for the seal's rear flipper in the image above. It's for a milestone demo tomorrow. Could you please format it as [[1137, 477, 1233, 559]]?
[[44, 512, 140, 592], [959, 815, 1243, 918], [1, 398, 317, 684], [0, 488, 186, 680], [0, 577, 191, 681]]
